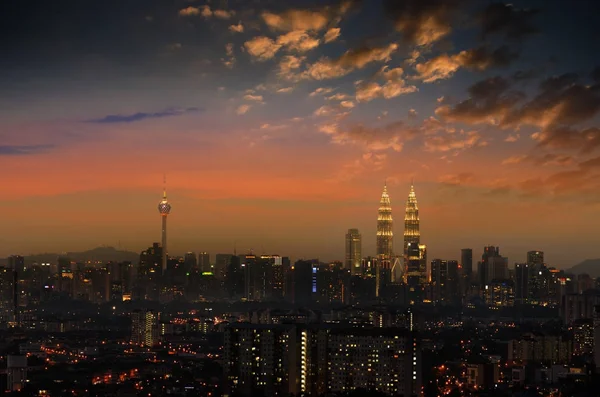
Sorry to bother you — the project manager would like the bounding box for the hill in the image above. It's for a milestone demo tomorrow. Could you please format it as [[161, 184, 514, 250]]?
[[1, 246, 140, 266], [567, 259, 600, 277]]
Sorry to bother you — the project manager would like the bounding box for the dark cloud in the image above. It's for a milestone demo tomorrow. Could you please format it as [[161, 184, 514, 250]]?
[[435, 76, 524, 124], [533, 127, 600, 154], [87, 107, 202, 124], [0, 145, 54, 156], [480, 2, 540, 39], [460, 45, 519, 70], [468, 75, 511, 99], [512, 69, 541, 82], [383, 0, 465, 46]]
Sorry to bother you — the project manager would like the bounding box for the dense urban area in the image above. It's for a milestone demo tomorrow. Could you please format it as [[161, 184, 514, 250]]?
[[1, 185, 598, 397]]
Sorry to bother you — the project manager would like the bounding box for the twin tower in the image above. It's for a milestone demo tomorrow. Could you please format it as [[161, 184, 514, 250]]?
[[347, 183, 425, 284]]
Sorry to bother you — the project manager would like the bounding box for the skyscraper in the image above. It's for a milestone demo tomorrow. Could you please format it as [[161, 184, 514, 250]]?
[[158, 184, 172, 273], [376, 184, 393, 262], [404, 184, 426, 285], [345, 229, 362, 275], [403, 184, 420, 258], [461, 249, 473, 278]]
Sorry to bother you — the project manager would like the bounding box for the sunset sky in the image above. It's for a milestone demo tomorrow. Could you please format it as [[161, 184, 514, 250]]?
[[1, 0, 599, 267]]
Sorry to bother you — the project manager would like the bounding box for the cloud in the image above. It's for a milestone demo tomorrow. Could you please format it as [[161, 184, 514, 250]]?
[[314, 105, 335, 117], [87, 107, 201, 123], [324, 27, 341, 43], [277, 87, 294, 93], [436, 73, 600, 153], [236, 105, 251, 115], [318, 121, 418, 152], [305, 43, 398, 80], [504, 133, 520, 142], [213, 9, 234, 19], [245, 31, 321, 61], [408, 109, 418, 118], [424, 130, 484, 153], [340, 101, 355, 109], [415, 46, 518, 83], [276, 30, 321, 52], [278, 55, 305, 77], [262, 9, 329, 32], [438, 173, 475, 186], [244, 94, 264, 102], [356, 67, 417, 102], [229, 23, 244, 33], [383, 0, 464, 46], [435, 76, 525, 125], [179, 7, 200, 17], [0, 145, 54, 156], [244, 37, 282, 61], [532, 127, 600, 154], [222, 43, 236, 68], [480, 3, 540, 40], [502, 155, 526, 165], [309, 87, 335, 96]]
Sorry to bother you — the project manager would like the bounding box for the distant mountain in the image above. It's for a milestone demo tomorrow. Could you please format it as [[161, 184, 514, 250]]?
[[567, 259, 600, 277], [1, 246, 139, 266]]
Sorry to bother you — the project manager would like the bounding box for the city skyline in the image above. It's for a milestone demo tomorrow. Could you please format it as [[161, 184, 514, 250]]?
[[1, 0, 600, 266]]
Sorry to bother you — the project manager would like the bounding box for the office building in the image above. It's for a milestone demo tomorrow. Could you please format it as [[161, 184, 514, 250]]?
[[345, 229, 362, 275]]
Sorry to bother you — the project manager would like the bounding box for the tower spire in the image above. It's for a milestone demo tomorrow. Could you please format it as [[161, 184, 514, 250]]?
[[163, 174, 167, 198]]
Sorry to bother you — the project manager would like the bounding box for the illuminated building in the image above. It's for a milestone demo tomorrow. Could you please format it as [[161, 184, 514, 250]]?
[[403, 184, 419, 261], [508, 333, 571, 363], [223, 323, 301, 397], [484, 279, 514, 307], [572, 318, 594, 356], [157, 181, 172, 273], [131, 309, 159, 347], [376, 184, 393, 264], [327, 328, 421, 396], [345, 229, 362, 276]]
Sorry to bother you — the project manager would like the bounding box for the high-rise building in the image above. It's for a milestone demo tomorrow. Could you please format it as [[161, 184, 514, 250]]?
[[515, 263, 529, 304], [431, 259, 459, 305], [158, 184, 172, 273], [7, 255, 24, 271], [478, 246, 508, 286], [573, 318, 594, 356], [376, 184, 393, 263], [345, 229, 362, 275], [403, 184, 420, 259], [595, 305, 600, 373], [461, 249, 473, 278], [131, 309, 159, 347], [527, 251, 544, 268], [327, 328, 421, 396], [216, 253, 234, 280], [198, 252, 210, 273], [184, 252, 197, 272], [6, 355, 27, 391]]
